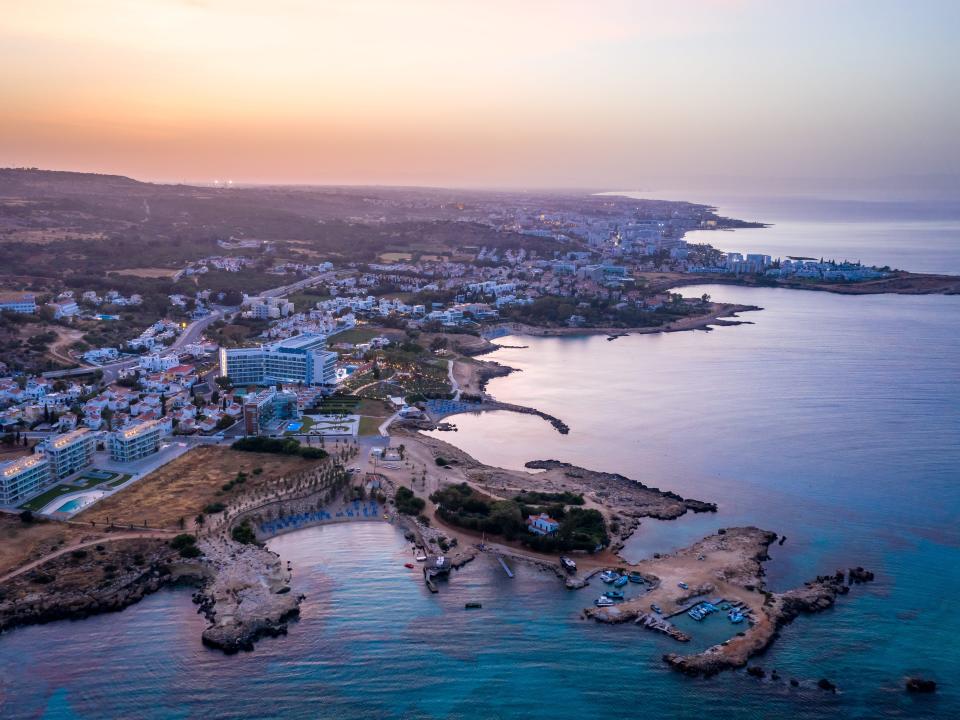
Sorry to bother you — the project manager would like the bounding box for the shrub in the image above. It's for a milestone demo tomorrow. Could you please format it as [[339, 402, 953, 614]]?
[[203, 502, 226, 514], [231, 520, 257, 545], [170, 534, 197, 550], [435, 457, 448, 467], [394, 486, 425, 515], [179, 545, 202, 559], [18, 510, 34, 523]]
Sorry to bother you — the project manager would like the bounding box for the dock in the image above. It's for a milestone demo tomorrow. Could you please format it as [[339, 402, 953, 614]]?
[[496, 555, 514, 578]]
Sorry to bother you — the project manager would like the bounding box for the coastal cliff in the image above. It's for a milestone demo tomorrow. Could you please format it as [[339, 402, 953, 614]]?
[[0, 534, 303, 655]]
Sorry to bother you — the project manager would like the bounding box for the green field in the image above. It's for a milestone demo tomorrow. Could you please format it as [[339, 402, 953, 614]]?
[[330, 327, 384, 345], [358, 416, 382, 436]]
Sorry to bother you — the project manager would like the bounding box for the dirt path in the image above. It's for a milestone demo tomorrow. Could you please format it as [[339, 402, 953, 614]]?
[[0, 530, 175, 585], [47, 326, 85, 366]]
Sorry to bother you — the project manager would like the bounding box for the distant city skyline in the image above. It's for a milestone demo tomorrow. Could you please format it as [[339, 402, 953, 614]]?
[[2, 0, 958, 193]]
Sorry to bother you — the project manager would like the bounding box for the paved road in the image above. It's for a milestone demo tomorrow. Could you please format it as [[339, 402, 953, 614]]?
[[0, 530, 176, 585], [447, 359, 461, 401]]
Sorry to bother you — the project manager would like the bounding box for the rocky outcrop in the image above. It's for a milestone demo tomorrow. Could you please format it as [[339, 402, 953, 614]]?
[[663, 568, 873, 677], [906, 677, 937, 693], [191, 538, 303, 654], [492, 403, 569, 434], [523, 460, 716, 519]]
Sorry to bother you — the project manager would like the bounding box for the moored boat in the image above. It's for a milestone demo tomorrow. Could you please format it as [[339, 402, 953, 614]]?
[[603, 590, 625, 600], [595, 596, 616, 607], [613, 575, 629, 588]]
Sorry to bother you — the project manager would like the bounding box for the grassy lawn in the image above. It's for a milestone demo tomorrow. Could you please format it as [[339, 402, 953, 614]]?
[[20, 484, 80, 512], [358, 416, 383, 436], [286, 291, 331, 309], [104, 473, 133, 488], [330, 327, 383, 345]]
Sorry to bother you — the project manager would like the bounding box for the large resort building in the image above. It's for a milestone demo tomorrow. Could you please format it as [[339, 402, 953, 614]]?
[[219, 334, 337, 387], [40, 428, 97, 479], [0, 454, 52, 506], [109, 418, 168, 463]]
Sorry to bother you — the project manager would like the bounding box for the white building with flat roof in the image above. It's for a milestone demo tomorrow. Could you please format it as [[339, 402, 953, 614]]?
[[110, 418, 169, 463], [219, 334, 337, 387], [40, 428, 97, 479], [0, 454, 52, 506], [0, 292, 37, 314]]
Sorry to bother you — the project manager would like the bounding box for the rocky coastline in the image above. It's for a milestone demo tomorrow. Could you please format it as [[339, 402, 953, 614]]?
[[0, 533, 304, 655]]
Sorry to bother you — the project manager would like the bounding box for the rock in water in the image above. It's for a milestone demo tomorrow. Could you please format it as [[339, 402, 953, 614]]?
[[905, 677, 937, 693], [817, 678, 837, 693]]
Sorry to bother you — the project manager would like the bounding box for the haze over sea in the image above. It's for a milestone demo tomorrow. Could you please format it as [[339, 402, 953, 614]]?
[[2, 197, 958, 719]]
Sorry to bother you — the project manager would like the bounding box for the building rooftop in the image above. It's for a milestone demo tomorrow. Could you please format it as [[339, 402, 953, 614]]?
[[1, 454, 47, 477], [265, 333, 328, 352], [118, 418, 166, 439], [0, 292, 35, 303], [47, 428, 92, 449]]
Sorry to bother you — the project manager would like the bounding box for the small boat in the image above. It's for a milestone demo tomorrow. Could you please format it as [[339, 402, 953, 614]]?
[[688, 608, 704, 620], [465, 602, 482, 609], [628, 572, 644, 584], [678, 582, 689, 590], [729, 612, 744, 624], [651, 604, 662, 614], [603, 590, 624, 600], [404, 563, 415, 569], [595, 596, 616, 607], [559, 556, 577, 573], [415, 554, 427, 562], [599, 570, 617, 584], [613, 575, 629, 588]]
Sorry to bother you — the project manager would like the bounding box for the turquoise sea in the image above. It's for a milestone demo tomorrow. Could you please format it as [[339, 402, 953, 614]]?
[[1, 201, 959, 718]]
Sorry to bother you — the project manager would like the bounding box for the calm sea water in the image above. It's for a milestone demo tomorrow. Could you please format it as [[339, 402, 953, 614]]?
[[2, 205, 959, 718], [618, 192, 960, 274]]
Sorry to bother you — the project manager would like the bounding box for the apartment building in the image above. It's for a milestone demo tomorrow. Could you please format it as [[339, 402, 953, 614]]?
[[40, 428, 97, 479], [0, 454, 52, 506], [110, 418, 169, 462]]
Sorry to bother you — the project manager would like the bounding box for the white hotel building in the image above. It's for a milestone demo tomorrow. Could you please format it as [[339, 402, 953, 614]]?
[[219, 334, 337, 387]]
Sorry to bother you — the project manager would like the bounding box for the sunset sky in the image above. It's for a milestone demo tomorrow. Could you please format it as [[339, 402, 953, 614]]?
[[2, 0, 958, 190]]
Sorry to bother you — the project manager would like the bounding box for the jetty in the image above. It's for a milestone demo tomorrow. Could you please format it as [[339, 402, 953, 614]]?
[[496, 555, 514, 578]]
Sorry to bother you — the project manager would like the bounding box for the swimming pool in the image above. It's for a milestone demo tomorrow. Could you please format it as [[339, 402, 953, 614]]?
[[49, 490, 107, 515], [57, 498, 86, 513], [286, 421, 303, 432]]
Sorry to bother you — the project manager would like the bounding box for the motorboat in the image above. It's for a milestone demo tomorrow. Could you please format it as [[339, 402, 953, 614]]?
[[613, 575, 629, 588], [595, 596, 616, 607]]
